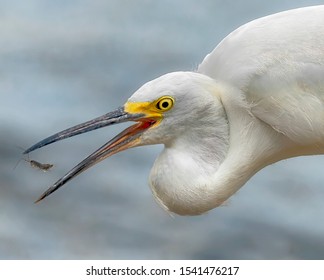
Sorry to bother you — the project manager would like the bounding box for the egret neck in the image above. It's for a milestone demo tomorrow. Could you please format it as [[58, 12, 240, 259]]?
[[149, 80, 230, 215]]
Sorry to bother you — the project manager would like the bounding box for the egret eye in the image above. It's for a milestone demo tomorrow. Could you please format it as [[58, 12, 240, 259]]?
[[155, 96, 174, 111]]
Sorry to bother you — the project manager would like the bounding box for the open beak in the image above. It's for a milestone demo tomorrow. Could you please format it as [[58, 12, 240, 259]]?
[[24, 106, 157, 203]]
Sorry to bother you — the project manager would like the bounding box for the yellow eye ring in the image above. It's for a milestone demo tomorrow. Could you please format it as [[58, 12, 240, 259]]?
[[155, 96, 174, 111]]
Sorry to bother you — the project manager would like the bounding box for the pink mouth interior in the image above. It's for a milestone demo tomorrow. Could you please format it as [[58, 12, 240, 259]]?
[[139, 119, 157, 130]]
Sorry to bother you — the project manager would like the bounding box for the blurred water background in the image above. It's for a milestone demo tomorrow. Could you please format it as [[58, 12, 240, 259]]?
[[1, 0, 324, 259]]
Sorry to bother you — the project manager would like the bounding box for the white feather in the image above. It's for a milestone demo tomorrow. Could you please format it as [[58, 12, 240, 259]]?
[[128, 6, 324, 215]]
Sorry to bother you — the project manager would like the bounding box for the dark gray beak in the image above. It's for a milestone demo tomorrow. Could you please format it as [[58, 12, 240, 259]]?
[[24, 107, 156, 203]]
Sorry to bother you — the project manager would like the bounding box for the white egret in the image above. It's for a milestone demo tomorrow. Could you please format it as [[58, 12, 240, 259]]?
[[25, 6, 324, 215]]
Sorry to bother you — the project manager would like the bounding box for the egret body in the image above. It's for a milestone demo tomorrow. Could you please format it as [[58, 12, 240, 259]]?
[[25, 6, 324, 215]]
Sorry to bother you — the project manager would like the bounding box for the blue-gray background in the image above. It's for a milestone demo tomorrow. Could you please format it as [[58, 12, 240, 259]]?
[[1, 0, 324, 259]]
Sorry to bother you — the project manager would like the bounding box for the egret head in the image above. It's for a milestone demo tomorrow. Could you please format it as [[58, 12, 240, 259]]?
[[125, 72, 224, 146], [25, 71, 229, 209]]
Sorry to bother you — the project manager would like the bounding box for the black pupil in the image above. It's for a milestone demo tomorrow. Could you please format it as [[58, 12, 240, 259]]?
[[161, 101, 169, 108]]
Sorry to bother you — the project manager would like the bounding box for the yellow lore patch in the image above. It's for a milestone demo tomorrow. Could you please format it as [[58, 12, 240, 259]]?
[[124, 96, 174, 118]]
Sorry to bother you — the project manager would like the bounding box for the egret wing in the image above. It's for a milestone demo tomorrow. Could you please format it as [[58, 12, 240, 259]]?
[[198, 6, 324, 144]]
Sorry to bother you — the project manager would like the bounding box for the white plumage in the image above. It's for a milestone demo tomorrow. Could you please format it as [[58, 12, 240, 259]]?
[[26, 6, 324, 215], [199, 5, 324, 145]]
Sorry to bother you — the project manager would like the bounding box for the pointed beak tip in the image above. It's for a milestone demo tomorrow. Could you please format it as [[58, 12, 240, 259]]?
[[34, 198, 42, 204], [34, 195, 45, 204], [23, 148, 31, 155]]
